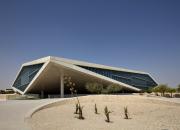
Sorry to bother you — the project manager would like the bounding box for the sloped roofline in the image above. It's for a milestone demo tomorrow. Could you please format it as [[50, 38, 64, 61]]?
[[22, 56, 148, 75], [50, 56, 148, 74]]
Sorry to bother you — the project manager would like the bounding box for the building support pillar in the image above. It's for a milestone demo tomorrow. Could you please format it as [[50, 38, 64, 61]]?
[[41, 90, 44, 99], [60, 72, 64, 98]]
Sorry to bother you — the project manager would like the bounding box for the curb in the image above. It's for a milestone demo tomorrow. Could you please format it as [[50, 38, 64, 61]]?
[[24, 98, 73, 123]]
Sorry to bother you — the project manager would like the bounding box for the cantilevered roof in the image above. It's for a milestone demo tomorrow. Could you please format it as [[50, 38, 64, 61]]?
[[12, 56, 157, 94]]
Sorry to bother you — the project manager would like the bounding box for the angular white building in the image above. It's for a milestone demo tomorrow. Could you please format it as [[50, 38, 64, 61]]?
[[12, 56, 157, 97]]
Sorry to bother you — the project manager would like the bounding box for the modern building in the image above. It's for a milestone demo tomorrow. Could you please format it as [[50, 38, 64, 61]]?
[[12, 56, 157, 97]]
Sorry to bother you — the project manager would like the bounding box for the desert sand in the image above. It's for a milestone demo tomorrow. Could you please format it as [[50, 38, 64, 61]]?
[[29, 95, 180, 130]]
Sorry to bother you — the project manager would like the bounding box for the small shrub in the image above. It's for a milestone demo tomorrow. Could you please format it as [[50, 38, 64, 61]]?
[[155, 93, 159, 96], [177, 84, 180, 93], [176, 84, 180, 93], [174, 93, 180, 98], [124, 106, 129, 119], [85, 82, 103, 94], [152, 87, 159, 96], [101, 89, 108, 94], [146, 87, 153, 93], [106, 84, 122, 94], [164, 93, 171, 98], [139, 93, 144, 95], [104, 106, 112, 122], [139, 90, 144, 95]]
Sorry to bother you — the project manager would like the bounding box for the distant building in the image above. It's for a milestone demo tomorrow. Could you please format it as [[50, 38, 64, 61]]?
[[12, 56, 157, 97], [0, 89, 14, 94]]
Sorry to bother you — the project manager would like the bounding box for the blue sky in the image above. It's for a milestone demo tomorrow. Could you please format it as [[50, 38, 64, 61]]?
[[0, 0, 180, 89]]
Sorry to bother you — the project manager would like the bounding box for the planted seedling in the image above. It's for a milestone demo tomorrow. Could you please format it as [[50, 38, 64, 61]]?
[[124, 106, 129, 119], [95, 103, 98, 114], [104, 106, 112, 122]]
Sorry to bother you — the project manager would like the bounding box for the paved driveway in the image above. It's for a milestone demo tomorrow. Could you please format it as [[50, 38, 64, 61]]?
[[0, 99, 63, 130]]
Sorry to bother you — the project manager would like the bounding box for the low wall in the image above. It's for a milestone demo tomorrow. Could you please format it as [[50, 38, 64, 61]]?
[[0, 94, 40, 100], [0, 94, 23, 100]]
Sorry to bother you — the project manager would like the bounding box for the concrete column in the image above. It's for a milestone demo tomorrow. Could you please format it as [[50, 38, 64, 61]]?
[[60, 72, 64, 98], [41, 90, 44, 99]]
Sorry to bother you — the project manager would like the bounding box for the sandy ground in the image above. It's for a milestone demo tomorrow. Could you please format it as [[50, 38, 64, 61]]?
[[29, 95, 180, 130]]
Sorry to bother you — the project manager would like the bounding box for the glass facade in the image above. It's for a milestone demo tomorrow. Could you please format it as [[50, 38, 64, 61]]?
[[13, 63, 44, 92], [78, 65, 157, 90]]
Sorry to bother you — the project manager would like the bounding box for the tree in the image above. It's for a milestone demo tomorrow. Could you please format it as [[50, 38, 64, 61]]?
[[167, 87, 176, 98], [157, 84, 168, 96], [146, 87, 153, 93], [106, 84, 122, 94], [85, 82, 103, 94], [152, 86, 159, 96], [177, 84, 180, 93]]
